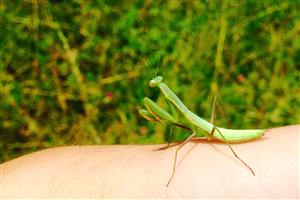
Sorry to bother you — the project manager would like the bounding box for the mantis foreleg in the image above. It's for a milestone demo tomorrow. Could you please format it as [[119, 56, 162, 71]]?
[[142, 97, 192, 131], [140, 98, 193, 151]]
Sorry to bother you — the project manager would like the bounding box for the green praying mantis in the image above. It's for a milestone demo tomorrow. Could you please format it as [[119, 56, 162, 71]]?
[[139, 76, 265, 187]]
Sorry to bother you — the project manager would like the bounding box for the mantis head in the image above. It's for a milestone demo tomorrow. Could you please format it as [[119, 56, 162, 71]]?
[[149, 76, 163, 87]]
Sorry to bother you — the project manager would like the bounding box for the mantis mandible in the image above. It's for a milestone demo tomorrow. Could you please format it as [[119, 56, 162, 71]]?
[[139, 76, 265, 187]]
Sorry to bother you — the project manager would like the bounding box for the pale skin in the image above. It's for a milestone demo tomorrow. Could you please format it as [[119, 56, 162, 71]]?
[[1, 125, 299, 198], [139, 76, 265, 186]]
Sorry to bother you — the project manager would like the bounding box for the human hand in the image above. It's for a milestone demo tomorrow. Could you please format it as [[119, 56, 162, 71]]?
[[2, 125, 299, 198]]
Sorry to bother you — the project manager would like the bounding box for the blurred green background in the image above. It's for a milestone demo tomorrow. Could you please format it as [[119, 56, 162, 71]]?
[[0, 0, 299, 162]]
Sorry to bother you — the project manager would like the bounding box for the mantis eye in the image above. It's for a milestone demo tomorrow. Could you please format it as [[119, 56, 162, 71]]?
[[149, 76, 163, 87]]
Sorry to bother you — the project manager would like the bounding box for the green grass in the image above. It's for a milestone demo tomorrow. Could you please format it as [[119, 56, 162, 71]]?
[[0, 0, 299, 162]]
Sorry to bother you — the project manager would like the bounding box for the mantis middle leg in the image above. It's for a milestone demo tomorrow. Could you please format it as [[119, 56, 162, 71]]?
[[166, 131, 196, 187]]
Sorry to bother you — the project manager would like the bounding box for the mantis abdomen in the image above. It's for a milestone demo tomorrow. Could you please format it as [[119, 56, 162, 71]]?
[[213, 127, 265, 142], [186, 110, 265, 142]]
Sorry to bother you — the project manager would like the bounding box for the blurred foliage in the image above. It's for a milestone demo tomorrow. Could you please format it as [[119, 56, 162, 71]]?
[[0, 0, 299, 162]]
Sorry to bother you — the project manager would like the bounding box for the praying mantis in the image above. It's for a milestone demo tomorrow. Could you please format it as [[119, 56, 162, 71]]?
[[139, 76, 265, 187]]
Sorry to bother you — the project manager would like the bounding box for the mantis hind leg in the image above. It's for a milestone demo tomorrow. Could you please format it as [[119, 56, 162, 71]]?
[[209, 96, 231, 139], [210, 127, 255, 176], [209, 96, 254, 175], [210, 96, 217, 124], [210, 96, 231, 127], [166, 131, 196, 187]]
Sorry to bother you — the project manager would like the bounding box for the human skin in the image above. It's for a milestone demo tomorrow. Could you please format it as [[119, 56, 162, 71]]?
[[1, 125, 299, 199]]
